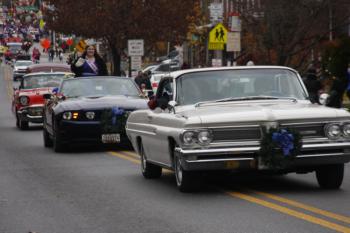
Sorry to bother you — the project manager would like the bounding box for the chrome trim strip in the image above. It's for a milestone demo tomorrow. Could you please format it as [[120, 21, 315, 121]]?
[[186, 158, 254, 163], [175, 147, 260, 154], [27, 115, 42, 119], [281, 121, 350, 126], [303, 142, 350, 149], [207, 125, 260, 129], [297, 153, 346, 158], [126, 128, 156, 136], [210, 141, 260, 146]]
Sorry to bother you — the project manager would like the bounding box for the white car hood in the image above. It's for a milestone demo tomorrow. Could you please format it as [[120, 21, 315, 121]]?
[[177, 100, 350, 125]]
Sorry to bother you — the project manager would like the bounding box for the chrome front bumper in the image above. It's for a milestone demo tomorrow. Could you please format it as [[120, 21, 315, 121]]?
[[17, 105, 44, 123], [175, 140, 350, 171]]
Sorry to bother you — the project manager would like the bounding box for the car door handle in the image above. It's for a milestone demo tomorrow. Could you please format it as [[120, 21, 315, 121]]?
[[147, 115, 153, 121]]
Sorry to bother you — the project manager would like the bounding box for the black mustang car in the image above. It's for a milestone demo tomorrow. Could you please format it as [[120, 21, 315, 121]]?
[[42, 76, 148, 152]]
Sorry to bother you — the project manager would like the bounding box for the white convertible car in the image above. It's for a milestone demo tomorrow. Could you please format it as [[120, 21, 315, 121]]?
[[126, 66, 350, 192]]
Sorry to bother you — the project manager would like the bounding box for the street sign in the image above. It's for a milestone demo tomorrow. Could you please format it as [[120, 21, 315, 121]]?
[[131, 56, 142, 70], [209, 3, 223, 23], [75, 40, 87, 52], [208, 23, 227, 51], [229, 15, 241, 32], [212, 59, 222, 67], [128, 39, 144, 56], [226, 32, 241, 52]]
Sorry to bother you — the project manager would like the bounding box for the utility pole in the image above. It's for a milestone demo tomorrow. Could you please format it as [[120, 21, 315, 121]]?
[[329, 0, 333, 41]]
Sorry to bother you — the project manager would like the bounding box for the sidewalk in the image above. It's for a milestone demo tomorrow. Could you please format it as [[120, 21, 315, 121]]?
[[30, 42, 68, 64]]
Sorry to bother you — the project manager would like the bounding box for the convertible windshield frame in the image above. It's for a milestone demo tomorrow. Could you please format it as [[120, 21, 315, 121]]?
[[59, 77, 141, 98]]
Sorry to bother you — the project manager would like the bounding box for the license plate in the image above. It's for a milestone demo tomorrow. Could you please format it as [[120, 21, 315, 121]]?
[[101, 134, 120, 143]]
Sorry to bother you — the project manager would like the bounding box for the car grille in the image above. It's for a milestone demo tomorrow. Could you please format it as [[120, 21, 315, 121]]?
[[281, 123, 325, 138], [212, 127, 262, 142], [28, 107, 43, 116], [211, 123, 326, 143], [79, 109, 131, 121]]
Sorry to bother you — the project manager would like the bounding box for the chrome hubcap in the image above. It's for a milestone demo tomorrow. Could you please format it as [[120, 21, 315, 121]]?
[[141, 147, 146, 172], [175, 157, 183, 185]]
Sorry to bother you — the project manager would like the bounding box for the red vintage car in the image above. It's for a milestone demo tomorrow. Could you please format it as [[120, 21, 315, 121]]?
[[12, 72, 75, 129]]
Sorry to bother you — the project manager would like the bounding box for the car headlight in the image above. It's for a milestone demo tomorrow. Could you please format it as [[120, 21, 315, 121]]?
[[325, 124, 341, 140], [19, 96, 29, 105], [197, 130, 213, 146], [182, 131, 196, 145], [342, 123, 350, 138], [62, 112, 72, 120], [85, 111, 95, 120]]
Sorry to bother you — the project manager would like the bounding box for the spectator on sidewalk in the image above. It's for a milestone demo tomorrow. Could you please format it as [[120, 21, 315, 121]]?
[[303, 68, 323, 104]]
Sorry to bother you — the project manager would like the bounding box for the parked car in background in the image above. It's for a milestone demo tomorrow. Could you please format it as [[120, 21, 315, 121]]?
[[150, 62, 180, 92], [156, 50, 179, 63], [126, 66, 350, 192], [142, 64, 158, 74], [12, 60, 33, 81], [12, 72, 75, 130], [42, 76, 148, 152], [4, 42, 23, 60]]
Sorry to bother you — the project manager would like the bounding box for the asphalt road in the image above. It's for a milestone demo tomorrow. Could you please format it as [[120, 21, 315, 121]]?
[[0, 64, 349, 233]]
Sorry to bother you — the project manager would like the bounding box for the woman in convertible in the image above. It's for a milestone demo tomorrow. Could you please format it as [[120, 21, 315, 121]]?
[[71, 45, 108, 77]]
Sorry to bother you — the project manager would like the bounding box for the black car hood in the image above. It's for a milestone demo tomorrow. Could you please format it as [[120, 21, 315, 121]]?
[[54, 95, 148, 113]]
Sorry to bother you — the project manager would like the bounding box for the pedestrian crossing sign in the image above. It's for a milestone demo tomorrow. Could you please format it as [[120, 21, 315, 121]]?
[[75, 40, 87, 52], [208, 23, 227, 50]]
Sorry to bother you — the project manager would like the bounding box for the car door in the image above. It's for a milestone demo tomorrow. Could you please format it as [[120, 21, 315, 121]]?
[[142, 78, 174, 167]]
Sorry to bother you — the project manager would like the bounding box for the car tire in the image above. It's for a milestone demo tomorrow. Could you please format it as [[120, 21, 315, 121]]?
[[16, 114, 20, 128], [43, 127, 53, 147], [17, 114, 29, 130], [174, 154, 201, 192], [316, 164, 344, 189], [140, 143, 162, 179], [53, 121, 66, 152]]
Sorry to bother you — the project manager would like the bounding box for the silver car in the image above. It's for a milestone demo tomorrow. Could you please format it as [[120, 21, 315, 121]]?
[[126, 66, 350, 192]]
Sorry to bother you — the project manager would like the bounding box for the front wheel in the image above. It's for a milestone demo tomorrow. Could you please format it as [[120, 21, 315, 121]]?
[[53, 122, 66, 152], [316, 164, 344, 189], [140, 143, 162, 179], [174, 154, 201, 192], [17, 114, 29, 130], [43, 127, 53, 147]]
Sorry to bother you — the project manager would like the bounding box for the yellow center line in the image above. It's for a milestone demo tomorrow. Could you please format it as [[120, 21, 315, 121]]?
[[107, 150, 349, 232], [121, 150, 139, 158], [109, 150, 173, 174], [252, 190, 350, 224], [227, 191, 350, 233], [108, 151, 140, 164]]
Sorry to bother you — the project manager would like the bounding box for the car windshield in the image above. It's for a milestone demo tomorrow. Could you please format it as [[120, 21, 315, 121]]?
[[22, 74, 72, 89], [176, 69, 307, 105], [15, 61, 32, 66], [8, 44, 22, 53], [60, 78, 140, 98]]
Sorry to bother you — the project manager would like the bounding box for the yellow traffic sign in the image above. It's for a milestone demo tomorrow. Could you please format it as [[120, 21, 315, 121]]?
[[209, 23, 227, 43], [208, 23, 227, 50], [39, 19, 45, 30], [75, 40, 87, 52]]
